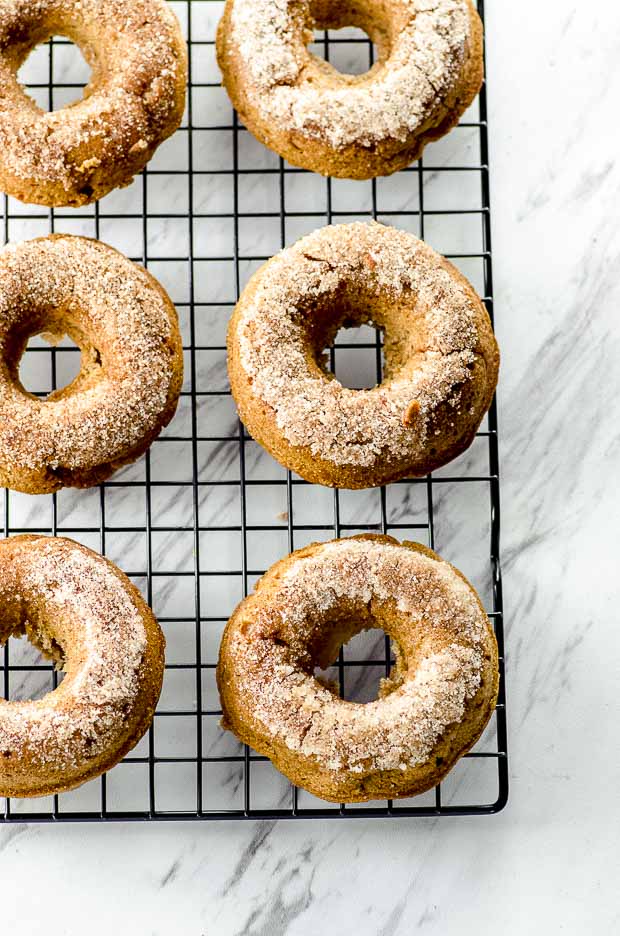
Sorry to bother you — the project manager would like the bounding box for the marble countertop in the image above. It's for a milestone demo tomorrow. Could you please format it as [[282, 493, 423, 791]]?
[[2, 1, 619, 932]]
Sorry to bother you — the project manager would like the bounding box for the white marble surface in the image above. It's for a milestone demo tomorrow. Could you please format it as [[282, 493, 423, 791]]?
[[2, 0, 620, 931]]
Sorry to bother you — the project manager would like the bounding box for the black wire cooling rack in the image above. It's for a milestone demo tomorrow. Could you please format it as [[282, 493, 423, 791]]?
[[0, 0, 507, 821]]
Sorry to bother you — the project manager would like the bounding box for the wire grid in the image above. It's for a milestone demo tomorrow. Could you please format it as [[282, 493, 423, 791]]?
[[0, 0, 507, 821]]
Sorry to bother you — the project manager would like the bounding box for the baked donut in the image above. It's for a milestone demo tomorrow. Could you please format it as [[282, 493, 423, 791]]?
[[217, 0, 483, 179], [227, 222, 499, 489], [0, 234, 183, 494], [0, 535, 164, 798], [218, 534, 498, 803], [0, 0, 187, 206]]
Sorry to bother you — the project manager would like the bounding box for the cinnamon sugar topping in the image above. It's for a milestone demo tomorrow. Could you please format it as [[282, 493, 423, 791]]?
[[0, 537, 149, 768], [234, 222, 484, 468], [0, 0, 186, 202], [0, 235, 181, 477], [227, 539, 490, 772], [227, 0, 471, 148]]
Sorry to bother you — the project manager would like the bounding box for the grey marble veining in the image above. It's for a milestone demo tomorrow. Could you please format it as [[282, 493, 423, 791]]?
[[1, 0, 619, 932]]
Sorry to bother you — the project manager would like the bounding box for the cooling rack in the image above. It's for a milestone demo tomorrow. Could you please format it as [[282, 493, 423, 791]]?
[[0, 0, 507, 821]]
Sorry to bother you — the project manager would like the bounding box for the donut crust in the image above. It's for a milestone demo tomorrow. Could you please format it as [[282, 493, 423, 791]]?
[[218, 534, 499, 803], [0, 535, 164, 799], [227, 222, 499, 489], [0, 0, 187, 206], [217, 0, 483, 179], [0, 234, 184, 494]]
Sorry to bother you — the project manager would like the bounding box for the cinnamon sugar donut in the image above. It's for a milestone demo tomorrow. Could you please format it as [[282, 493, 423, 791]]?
[[0, 234, 183, 494], [0, 0, 187, 206], [0, 535, 164, 798], [217, 0, 483, 179], [227, 222, 499, 489], [218, 534, 498, 803]]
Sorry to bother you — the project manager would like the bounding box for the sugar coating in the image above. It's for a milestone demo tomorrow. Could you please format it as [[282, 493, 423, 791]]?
[[227, 539, 489, 773], [0, 235, 180, 474], [0, 538, 148, 768], [0, 0, 186, 194], [227, 0, 471, 148], [234, 222, 483, 468]]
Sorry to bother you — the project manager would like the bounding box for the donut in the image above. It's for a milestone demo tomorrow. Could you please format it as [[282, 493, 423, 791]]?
[[227, 222, 499, 489], [0, 0, 187, 206], [0, 535, 164, 798], [218, 534, 498, 803], [0, 234, 183, 494], [216, 0, 483, 179]]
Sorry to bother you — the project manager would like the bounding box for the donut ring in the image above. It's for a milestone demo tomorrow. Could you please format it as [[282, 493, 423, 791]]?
[[0, 0, 187, 206], [227, 222, 499, 489], [218, 534, 498, 803], [0, 536, 164, 798], [217, 0, 483, 179], [0, 234, 183, 494]]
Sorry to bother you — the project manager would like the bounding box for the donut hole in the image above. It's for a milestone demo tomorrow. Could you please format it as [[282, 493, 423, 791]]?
[[311, 26, 378, 77], [309, 287, 425, 389], [314, 627, 394, 704], [17, 35, 92, 112], [325, 321, 384, 389], [307, 0, 392, 78], [1, 623, 65, 702], [18, 332, 86, 399]]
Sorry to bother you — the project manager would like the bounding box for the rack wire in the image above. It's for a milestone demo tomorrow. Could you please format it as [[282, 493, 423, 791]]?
[[0, 0, 507, 821]]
